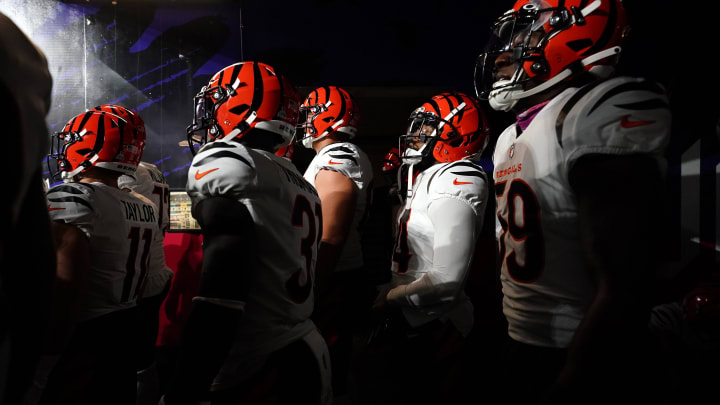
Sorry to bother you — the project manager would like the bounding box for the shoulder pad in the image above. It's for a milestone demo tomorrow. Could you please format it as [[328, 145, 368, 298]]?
[[119, 163, 158, 197], [46, 182, 96, 225], [187, 142, 256, 200], [557, 76, 671, 168], [317, 143, 363, 180], [425, 161, 488, 214]]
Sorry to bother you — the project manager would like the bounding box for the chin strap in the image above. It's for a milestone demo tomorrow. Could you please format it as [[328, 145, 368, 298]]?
[[406, 163, 414, 201]]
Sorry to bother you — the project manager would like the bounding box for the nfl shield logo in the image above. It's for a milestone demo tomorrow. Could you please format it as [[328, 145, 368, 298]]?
[[509, 143, 515, 159]]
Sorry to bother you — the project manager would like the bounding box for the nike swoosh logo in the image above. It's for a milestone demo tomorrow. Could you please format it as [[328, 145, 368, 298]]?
[[620, 115, 655, 129], [453, 178, 472, 185], [328, 159, 343, 165], [195, 168, 219, 180], [47, 205, 65, 211]]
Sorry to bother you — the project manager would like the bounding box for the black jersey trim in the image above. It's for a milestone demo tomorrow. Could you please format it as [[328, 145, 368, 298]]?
[[588, 80, 665, 115], [47, 184, 86, 195], [47, 196, 94, 211], [615, 98, 670, 111], [555, 80, 604, 148], [193, 150, 253, 169], [325, 145, 354, 154], [327, 153, 358, 165]]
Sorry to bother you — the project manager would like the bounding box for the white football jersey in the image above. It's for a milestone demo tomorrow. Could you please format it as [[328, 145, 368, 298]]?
[[186, 141, 321, 388], [303, 142, 373, 272], [493, 76, 671, 348], [391, 160, 488, 335], [46, 182, 161, 322], [119, 162, 173, 298]]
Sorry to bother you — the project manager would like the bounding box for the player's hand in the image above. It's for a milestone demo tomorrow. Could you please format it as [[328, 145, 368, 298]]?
[[371, 290, 388, 312]]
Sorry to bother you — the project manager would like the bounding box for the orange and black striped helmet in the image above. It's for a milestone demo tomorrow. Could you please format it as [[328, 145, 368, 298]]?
[[186, 61, 300, 154], [48, 110, 141, 181], [92, 104, 146, 165], [400, 92, 489, 165], [297, 86, 359, 148], [475, 0, 628, 111]]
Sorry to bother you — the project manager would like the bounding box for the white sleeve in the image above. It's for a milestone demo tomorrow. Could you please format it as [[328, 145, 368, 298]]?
[[402, 197, 478, 308]]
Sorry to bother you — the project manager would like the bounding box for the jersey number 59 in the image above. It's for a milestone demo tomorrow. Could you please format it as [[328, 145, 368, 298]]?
[[495, 179, 544, 283]]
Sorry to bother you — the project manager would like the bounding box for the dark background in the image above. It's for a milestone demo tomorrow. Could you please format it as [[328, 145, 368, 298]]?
[[0, 0, 717, 293]]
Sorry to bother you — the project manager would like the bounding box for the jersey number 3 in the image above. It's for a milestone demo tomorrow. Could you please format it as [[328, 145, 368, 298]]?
[[495, 179, 544, 283], [288, 195, 322, 303]]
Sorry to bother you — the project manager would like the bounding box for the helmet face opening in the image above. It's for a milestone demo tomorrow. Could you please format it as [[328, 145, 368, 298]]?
[[474, 0, 628, 108], [186, 84, 230, 155], [399, 110, 445, 165], [399, 93, 489, 166], [297, 86, 358, 148], [475, 1, 554, 100]]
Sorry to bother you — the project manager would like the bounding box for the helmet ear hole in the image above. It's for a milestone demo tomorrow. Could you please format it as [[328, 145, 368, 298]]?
[[530, 60, 547, 74], [448, 134, 464, 147]]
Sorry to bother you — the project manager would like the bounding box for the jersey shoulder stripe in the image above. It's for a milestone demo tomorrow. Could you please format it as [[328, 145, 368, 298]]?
[[555, 80, 603, 147], [46, 182, 98, 224], [192, 149, 253, 170], [430, 161, 486, 192], [188, 143, 259, 200], [46, 183, 92, 196], [47, 182, 96, 211], [47, 195, 94, 211], [587, 79, 667, 115], [323, 145, 359, 165], [554, 76, 671, 167]]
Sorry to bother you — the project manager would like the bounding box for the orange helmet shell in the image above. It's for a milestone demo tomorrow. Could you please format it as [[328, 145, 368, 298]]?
[[92, 104, 146, 165], [187, 61, 300, 153], [403, 92, 489, 164], [50, 110, 141, 180], [298, 86, 359, 148], [513, 0, 628, 82]]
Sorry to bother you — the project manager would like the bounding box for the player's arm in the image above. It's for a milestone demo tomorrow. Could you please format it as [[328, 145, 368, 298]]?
[[46, 221, 90, 353], [314, 169, 358, 294], [556, 153, 665, 396], [386, 197, 480, 307], [163, 196, 258, 405]]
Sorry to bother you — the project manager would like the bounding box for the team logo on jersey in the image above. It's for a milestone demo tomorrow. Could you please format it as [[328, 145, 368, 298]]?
[[620, 115, 655, 129], [509, 143, 515, 159], [453, 178, 473, 185], [195, 167, 219, 180]]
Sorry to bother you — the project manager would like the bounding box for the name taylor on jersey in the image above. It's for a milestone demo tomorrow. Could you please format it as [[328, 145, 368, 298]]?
[[121, 200, 156, 223]]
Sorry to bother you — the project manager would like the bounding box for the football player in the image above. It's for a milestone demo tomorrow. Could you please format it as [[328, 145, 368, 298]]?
[[33, 109, 157, 405], [98, 104, 172, 405], [298, 85, 374, 397], [367, 92, 490, 404], [162, 61, 331, 405], [0, 11, 55, 405], [475, 0, 671, 402]]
